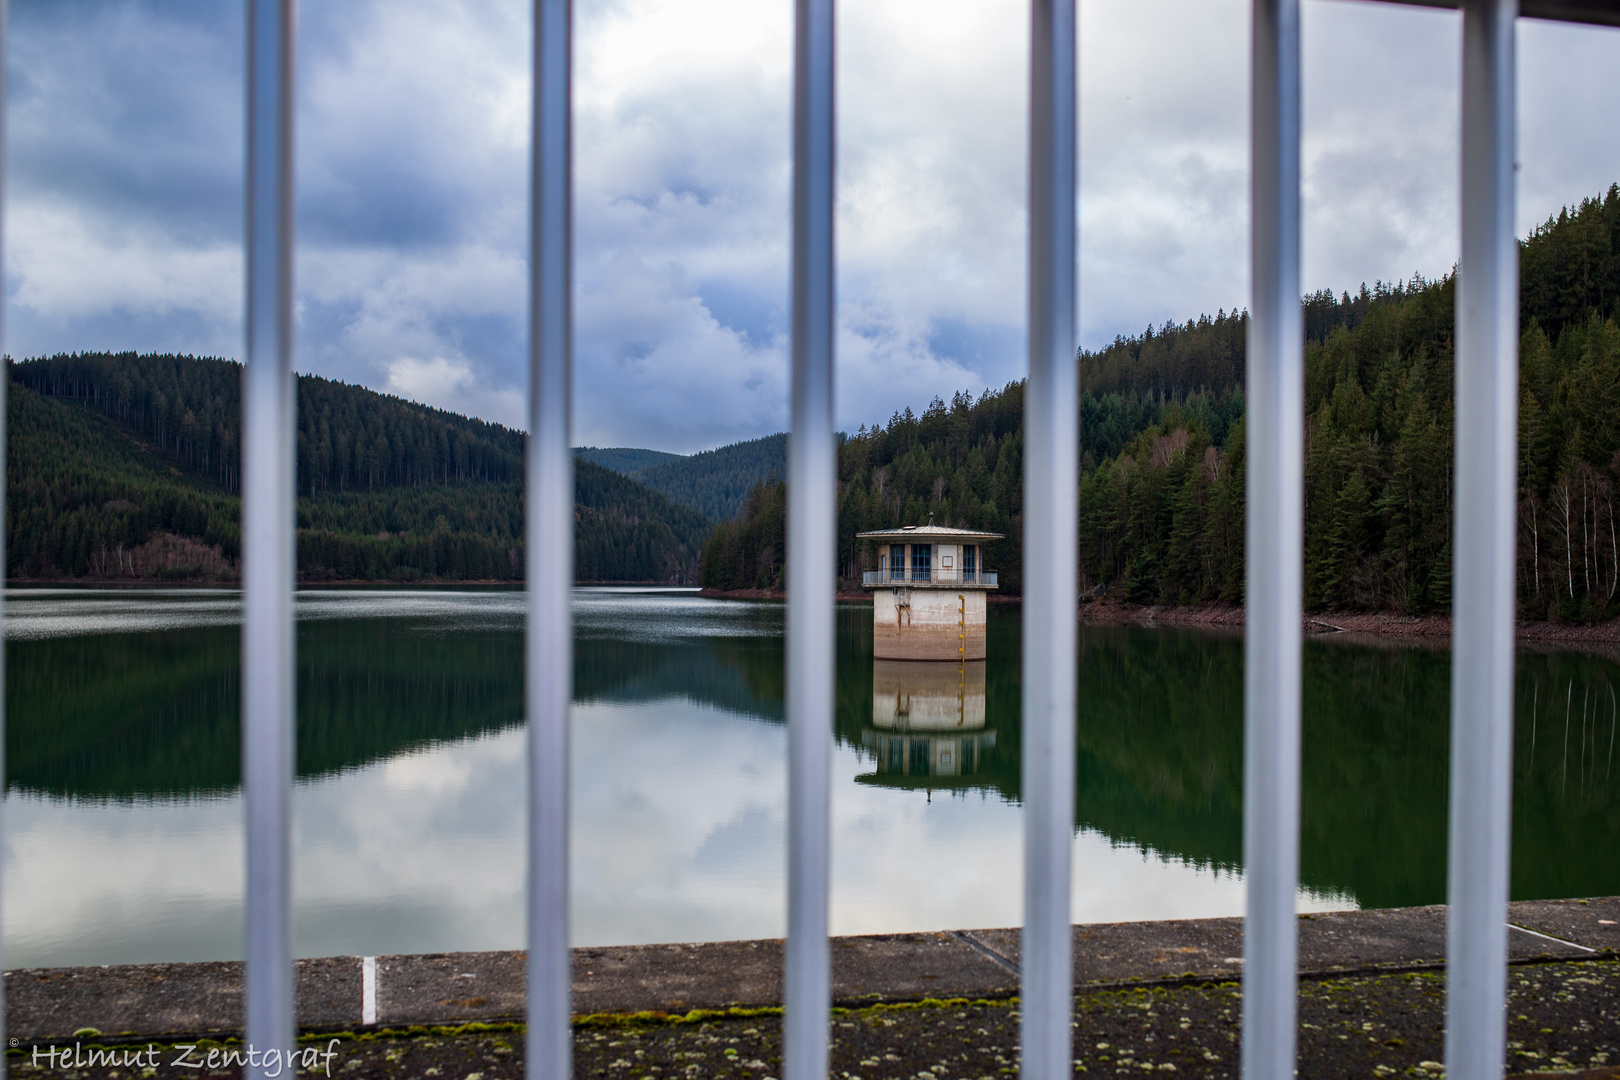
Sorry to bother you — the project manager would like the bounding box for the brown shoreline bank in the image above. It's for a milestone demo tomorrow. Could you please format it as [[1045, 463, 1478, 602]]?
[[700, 588, 1620, 645], [698, 588, 1021, 604], [1078, 599, 1620, 645]]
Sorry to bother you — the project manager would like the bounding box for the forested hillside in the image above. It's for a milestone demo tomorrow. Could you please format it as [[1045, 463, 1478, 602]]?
[[698, 377, 1249, 593], [292, 458, 711, 582], [575, 446, 682, 474], [702, 184, 1620, 621], [8, 356, 712, 583], [634, 433, 787, 521], [573, 434, 787, 521], [7, 382, 241, 580], [697, 477, 787, 591], [15, 351, 524, 494]]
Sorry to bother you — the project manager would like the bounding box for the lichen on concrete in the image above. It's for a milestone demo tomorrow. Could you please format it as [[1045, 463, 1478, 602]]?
[[8, 959, 1616, 1079]]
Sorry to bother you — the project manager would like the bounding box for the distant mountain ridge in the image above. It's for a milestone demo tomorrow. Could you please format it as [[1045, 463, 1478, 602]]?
[[577, 433, 787, 521], [574, 446, 683, 475], [8, 353, 710, 583]]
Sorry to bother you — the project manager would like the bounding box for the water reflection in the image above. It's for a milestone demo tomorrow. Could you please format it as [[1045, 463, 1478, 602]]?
[[860, 660, 996, 786], [3, 587, 784, 800], [2, 588, 1617, 967]]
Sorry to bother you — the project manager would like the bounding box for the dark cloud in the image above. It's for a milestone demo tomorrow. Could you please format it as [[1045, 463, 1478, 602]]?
[[10, 0, 243, 242], [6, 0, 1619, 451]]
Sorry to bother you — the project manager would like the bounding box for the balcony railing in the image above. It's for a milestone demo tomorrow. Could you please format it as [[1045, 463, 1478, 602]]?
[[31, 2, 1610, 1078], [862, 569, 997, 587]]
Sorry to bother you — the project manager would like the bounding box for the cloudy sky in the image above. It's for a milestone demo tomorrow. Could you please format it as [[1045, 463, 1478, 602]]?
[[6, 0, 1619, 453]]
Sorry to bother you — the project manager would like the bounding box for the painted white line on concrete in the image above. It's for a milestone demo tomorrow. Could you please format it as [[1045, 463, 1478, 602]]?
[[1509, 923, 1596, 953], [362, 956, 378, 1024]]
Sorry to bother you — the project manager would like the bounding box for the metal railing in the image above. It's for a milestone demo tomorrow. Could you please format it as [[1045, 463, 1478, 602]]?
[[241, 0, 296, 1063], [862, 569, 998, 586], [1244, 5, 1302, 1073], [2, 0, 1615, 1076]]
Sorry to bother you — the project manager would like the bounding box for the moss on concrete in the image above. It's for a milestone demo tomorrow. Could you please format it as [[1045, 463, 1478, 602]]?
[[8, 959, 1616, 1079]]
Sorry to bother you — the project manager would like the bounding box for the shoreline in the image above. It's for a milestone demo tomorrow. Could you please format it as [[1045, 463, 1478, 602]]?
[[1077, 599, 1620, 645], [15, 579, 1620, 645], [703, 588, 1620, 644], [698, 587, 1022, 604], [699, 587, 871, 601], [5, 578, 692, 589]]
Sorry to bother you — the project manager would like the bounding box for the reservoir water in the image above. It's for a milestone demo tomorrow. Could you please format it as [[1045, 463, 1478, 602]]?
[[4, 586, 1617, 967]]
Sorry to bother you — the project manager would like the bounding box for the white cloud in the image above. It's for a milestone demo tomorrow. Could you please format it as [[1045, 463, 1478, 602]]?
[[6, 0, 1620, 450], [2, 701, 1349, 964], [9, 201, 241, 324], [384, 355, 526, 430], [385, 355, 477, 402], [1301, 2, 1462, 295]]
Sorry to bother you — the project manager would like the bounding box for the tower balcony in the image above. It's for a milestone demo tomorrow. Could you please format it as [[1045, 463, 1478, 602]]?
[[861, 568, 998, 588]]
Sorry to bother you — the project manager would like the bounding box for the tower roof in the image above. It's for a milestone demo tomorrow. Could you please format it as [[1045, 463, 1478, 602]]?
[[856, 523, 1004, 541]]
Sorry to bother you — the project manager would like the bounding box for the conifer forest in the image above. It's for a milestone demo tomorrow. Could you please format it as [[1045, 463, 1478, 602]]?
[[702, 184, 1620, 622], [10, 184, 1620, 614], [7, 356, 712, 583]]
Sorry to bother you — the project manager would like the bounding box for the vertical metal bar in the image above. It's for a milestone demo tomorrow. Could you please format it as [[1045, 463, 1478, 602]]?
[[1243, 1, 1302, 1078], [786, 0, 834, 1076], [242, 0, 297, 1071], [527, 0, 574, 1074], [1448, 2, 1517, 1077], [0, 0, 8, 1055], [1022, 1, 1077, 1078]]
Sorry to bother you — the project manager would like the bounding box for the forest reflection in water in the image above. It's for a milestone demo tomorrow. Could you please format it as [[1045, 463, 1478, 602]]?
[[3, 587, 1617, 965], [866, 611, 1619, 910]]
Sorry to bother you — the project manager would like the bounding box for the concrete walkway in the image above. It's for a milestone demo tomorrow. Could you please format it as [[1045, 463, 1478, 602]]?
[[7, 897, 1617, 1041]]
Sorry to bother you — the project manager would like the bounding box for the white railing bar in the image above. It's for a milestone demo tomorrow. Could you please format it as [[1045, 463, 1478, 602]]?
[[1022, 1, 1078, 1078], [242, 0, 297, 1073], [785, 0, 835, 1076], [1448, 2, 1518, 1078], [1243, 1, 1303, 1079], [0, 0, 9, 1054], [527, 0, 575, 1075]]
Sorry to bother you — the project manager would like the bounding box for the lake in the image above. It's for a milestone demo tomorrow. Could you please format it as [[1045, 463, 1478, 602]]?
[[4, 586, 1617, 967]]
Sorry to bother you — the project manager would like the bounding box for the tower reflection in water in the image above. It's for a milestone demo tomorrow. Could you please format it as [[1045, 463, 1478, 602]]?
[[859, 659, 995, 786]]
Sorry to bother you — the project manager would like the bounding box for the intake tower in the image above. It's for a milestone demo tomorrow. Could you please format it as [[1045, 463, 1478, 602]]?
[[857, 523, 1002, 661]]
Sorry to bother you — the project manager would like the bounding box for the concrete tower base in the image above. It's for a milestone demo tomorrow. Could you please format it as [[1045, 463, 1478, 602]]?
[[872, 588, 988, 661]]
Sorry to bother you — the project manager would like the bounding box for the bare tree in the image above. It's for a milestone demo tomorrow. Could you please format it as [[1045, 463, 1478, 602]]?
[[1521, 488, 1541, 600], [1554, 475, 1576, 598], [1581, 465, 1595, 596], [1610, 482, 1618, 601]]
